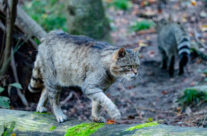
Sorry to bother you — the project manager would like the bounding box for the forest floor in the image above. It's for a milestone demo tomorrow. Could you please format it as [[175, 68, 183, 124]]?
[[14, 0, 207, 128]]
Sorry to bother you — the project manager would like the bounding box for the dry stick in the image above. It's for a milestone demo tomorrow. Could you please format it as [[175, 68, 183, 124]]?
[[10, 48, 28, 107], [194, 29, 207, 49], [0, 20, 5, 66], [61, 92, 74, 105], [0, 0, 18, 75]]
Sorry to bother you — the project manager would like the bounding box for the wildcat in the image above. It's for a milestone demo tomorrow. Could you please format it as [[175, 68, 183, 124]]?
[[156, 19, 190, 76], [28, 30, 140, 123]]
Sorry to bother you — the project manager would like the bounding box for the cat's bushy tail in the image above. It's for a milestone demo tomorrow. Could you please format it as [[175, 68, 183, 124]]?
[[28, 55, 44, 93]]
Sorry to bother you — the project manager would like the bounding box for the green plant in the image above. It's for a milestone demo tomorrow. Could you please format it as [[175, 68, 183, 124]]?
[[177, 88, 207, 106], [0, 82, 23, 108], [23, 0, 68, 32], [107, 0, 132, 10], [130, 20, 155, 32]]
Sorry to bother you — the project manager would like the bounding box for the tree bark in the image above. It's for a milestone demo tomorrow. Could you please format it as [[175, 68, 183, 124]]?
[[0, 0, 47, 41], [66, 0, 111, 42], [0, 0, 18, 75]]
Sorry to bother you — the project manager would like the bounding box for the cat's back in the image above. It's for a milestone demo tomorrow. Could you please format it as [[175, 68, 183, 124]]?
[[38, 30, 113, 86], [40, 30, 110, 53]]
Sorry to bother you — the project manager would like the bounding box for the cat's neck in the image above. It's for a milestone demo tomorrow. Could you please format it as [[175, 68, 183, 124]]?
[[100, 49, 116, 77]]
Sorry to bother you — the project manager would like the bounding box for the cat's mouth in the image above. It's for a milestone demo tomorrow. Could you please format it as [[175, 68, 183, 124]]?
[[123, 73, 138, 81]]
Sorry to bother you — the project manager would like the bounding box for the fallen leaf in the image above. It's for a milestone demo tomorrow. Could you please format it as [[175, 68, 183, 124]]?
[[190, 82, 195, 86], [107, 120, 115, 124], [140, 0, 148, 7], [191, 0, 196, 6], [176, 107, 181, 115], [161, 90, 168, 95], [148, 0, 156, 4], [200, 25, 207, 32], [137, 28, 156, 35], [11, 133, 16, 136]]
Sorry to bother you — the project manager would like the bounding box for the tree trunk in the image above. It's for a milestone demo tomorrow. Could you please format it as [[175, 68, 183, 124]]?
[[0, 0, 18, 75], [0, 0, 47, 41], [0, 109, 207, 136], [66, 0, 111, 42]]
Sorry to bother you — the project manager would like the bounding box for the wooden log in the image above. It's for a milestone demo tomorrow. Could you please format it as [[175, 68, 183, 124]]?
[[0, 0, 47, 41], [0, 109, 207, 136]]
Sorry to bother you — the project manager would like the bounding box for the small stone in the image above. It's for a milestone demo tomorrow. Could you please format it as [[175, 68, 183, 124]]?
[[200, 11, 207, 18]]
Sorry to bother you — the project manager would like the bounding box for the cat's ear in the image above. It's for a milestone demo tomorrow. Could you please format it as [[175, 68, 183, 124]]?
[[118, 48, 126, 58], [113, 48, 126, 60]]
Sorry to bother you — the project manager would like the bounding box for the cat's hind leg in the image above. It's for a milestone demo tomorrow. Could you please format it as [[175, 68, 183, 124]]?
[[47, 85, 68, 123], [36, 88, 48, 113]]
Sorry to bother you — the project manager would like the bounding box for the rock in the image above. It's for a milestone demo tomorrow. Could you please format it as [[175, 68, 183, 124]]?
[[0, 109, 207, 136]]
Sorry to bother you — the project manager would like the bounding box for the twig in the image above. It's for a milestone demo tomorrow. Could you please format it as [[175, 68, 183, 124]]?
[[194, 29, 207, 49], [61, 92, 74, 105], [202, 113, 207, 127], [10, 48, 28, 107]]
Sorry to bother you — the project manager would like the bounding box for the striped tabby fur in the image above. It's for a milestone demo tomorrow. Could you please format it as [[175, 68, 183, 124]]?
[[28, 30, 140, 123]]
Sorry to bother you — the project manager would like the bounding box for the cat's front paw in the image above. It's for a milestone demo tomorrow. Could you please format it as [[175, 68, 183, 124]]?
[[56, 113, 68, 123], [92, 116, 106, 123], [112, 112, 121, 120], [36, 106, 47, 113]]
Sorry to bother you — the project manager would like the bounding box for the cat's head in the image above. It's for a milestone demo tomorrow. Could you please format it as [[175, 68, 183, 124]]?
[[110, 47, 140, 81]]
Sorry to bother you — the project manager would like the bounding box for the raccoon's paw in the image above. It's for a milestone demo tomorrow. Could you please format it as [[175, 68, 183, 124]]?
[[56, 113, 68, 123], [36, 106, 47, 113], [92, 116, 106, 123]]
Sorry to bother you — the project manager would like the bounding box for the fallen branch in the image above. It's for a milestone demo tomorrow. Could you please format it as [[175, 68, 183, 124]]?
[[194, 29, 207, 49], [10, 48, 28, 107], [0, 0, 47, 41], [60, 92, 74, 105], [191, 47, 207, 61]]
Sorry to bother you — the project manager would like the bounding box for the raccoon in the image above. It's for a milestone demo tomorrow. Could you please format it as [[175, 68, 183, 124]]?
[[156, 19, 190, 76], [28, 30, 140, 123]]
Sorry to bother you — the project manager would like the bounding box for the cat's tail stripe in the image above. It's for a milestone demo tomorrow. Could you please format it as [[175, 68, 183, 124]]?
[[28, 55, 44, 93]]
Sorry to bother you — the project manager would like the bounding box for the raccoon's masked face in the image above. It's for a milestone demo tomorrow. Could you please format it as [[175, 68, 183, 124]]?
[[110, 48, 140, 81]]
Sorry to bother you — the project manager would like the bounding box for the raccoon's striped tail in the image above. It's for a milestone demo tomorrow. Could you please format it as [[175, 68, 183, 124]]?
[[28, 55, 44, 93], [177, 35, 190, 63], [177, 35, 190, 75]]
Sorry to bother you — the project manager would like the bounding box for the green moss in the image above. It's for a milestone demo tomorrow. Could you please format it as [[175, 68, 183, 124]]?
[[107, 0, 132, 10], [34, 112, 51, 115], [23, 0, 68, 32], [130, 20, 155, 32], [2, 121, 16, 136], [49, 125, 56, 131], [64, 123, 104, 136], [126, 122, 159, 131]]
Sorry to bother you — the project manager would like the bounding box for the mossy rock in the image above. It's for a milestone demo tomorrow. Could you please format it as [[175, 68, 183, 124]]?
[[0, 109, 207, 136]]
